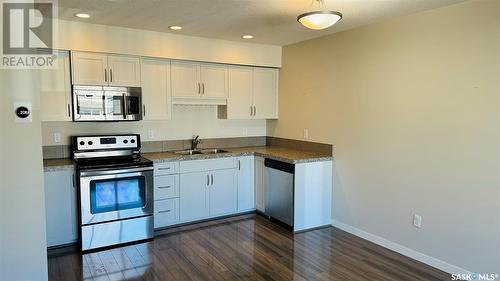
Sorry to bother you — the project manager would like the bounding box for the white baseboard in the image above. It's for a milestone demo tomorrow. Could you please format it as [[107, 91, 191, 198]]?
[[331, 220, 471, 275]]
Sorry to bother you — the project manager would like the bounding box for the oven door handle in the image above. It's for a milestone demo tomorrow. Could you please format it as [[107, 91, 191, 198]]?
[[79, 166, 153, 177]]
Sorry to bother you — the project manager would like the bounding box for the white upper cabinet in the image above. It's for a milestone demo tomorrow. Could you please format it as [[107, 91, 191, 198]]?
[[200, 63, 227, 99], [253, 68, 278, 119], [71, 51, 140, 87], [220, 66, 278, 120], [171, 61, 200, 98], [71, 52, 108, 85], [39, 50, 72, 121], [226, 66, 253, 119], [171, 61, 227, 104], [107, 55, 141, 87], [140, 58, 171, 120]]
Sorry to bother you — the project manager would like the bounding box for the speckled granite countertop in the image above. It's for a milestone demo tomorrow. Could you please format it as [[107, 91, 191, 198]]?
[[144, 146, 333, 164], [44, 146, 333, 171], [43, 158, 75, 172]]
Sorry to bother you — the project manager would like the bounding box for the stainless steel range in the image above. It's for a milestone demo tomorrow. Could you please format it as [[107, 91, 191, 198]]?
[[73, 134, 153, 251]]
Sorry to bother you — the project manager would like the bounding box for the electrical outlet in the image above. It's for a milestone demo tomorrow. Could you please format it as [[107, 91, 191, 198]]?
[[413, 214, 422, 228], [54, 132, 61, 143], [243, 128, 248, 136], [303, 128, 309, 140], [148, 129, 155, 139]]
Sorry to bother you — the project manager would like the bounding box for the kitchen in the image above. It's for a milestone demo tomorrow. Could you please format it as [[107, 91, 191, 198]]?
[[1, 0, 499, 280]]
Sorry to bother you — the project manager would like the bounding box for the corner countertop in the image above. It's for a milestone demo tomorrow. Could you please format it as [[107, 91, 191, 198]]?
[[43, 146, 333, 172]]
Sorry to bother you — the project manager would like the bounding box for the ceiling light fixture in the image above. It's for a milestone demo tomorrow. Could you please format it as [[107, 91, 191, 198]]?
[[74, 12, 91, 19], [169, 25, 182, 30], [242, 35, 254, 39], [297, 0, 342, 30]]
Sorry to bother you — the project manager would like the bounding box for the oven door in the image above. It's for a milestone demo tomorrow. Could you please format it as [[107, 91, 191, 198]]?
[[79, 166, 153, 225]]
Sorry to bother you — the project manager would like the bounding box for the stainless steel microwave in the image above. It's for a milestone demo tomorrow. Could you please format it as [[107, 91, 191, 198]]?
[[73, 85, 142, 122]]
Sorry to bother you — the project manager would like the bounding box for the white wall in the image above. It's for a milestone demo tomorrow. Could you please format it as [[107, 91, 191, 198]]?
[[55, 19, 282, 67], [42, 105, 266, 145], [0, 70, 48, 280], [268, 0, 500, 274]]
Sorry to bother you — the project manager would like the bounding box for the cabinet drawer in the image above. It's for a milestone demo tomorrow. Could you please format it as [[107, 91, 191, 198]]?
[[154, 161, 179, 175], [154, 198, 179, 228], [179, 158, 235, 173], [154, 175, 179, 200]]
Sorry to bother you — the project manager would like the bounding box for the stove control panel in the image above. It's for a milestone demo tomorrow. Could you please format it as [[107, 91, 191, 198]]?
[[74, 135, 140, 151]]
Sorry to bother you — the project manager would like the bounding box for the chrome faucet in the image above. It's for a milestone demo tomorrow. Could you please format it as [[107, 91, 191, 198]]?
[[191, 135, 201, 150]]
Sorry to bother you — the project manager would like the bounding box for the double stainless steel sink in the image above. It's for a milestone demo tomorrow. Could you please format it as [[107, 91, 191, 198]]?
[[173, 149, 229, 155]]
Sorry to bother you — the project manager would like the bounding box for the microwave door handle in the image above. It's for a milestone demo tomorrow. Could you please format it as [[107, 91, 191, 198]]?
[[122, 93, 127, 120]]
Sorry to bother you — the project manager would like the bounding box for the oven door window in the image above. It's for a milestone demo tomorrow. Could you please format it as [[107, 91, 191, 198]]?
[[90, 176, 146, 214]]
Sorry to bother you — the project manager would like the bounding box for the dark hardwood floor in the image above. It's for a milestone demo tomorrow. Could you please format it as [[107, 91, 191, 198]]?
[[48, 215, 449, 281]]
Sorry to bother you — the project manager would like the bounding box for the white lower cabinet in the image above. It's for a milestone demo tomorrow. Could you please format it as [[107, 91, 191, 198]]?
[[209, 169, 237, 216], [237, 156, 255, 212], [154, 198, 179, 228], [254, 156, 265, 212], [178, 169, 237, 222], [44, 170, 78, 247], [153, 157, 247, 229], [179, 172, 210, 221]]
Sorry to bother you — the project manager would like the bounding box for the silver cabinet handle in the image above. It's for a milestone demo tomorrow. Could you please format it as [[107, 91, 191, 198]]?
[[253, 106, 256, 116], [238, 160, 241, 170], [211, 174, 214, 185], [250, 106, 253, 116], [207, 174, 209, 186], [158, 167, 171, 170], [158, 185, 171, 189], [198, 82, 201, 94], [104, 69, 108, 82], [143, 104, 146, 117], [158, 210, 171, 214], [202, 83, 205, 95], [67, 104, 71, 117], [110, 69, 113, 82]]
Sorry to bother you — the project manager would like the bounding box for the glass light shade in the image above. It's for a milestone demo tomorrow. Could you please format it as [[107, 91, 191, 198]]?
[[297, 11, 342, 30]]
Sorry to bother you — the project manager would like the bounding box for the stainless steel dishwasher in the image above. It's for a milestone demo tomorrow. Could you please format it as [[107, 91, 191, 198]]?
[[264, 158, 294, 227]]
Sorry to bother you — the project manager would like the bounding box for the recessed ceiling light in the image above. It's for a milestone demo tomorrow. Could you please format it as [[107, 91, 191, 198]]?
[[169, 25, 182, 30], [74, 12, 91, 19], [242, 35, 254, 39]]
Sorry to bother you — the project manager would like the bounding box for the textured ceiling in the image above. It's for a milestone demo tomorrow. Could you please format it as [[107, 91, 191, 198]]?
[[55, 0, 466, 46]]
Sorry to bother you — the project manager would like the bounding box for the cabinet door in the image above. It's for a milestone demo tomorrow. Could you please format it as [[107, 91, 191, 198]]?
[[237, 156, 255, 212], [254, 156, 265, 212], [171, 61, 200, 98], [141, 58, 171, 120], [209, 169, 237, 217], [108, 55, 141, 87], [44, 170, 77, 247], [179, 172, 209, 221], [39, 50, 72, 121], [71, 51, 108, 85], [253, 68, 278, 119], [226, 67, 253, 119], [200, 63, 227, 99]]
